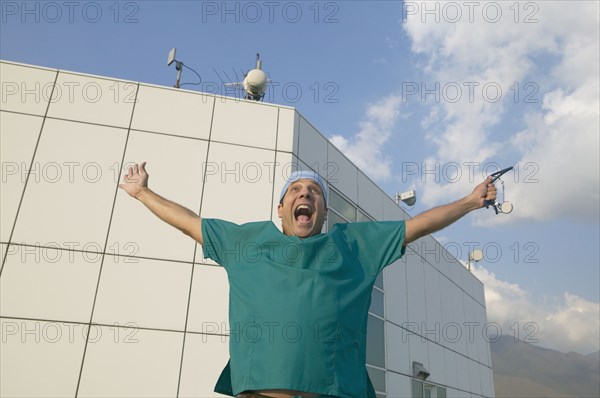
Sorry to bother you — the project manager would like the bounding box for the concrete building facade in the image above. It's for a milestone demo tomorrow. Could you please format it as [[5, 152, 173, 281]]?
[[0, 60, 494, 397]]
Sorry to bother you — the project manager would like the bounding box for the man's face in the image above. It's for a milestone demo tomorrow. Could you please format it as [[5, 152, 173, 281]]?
[[278, 178, 327, 238]]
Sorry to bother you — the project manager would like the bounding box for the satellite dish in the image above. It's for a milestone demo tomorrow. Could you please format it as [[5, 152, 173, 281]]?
[[167, 47, 183, 88], [469, 249, 484, 262], [243, 68, 268, 100], [166, 48, 202, 89], [224, 53, 270, 101], [167, 48, 177, 66]]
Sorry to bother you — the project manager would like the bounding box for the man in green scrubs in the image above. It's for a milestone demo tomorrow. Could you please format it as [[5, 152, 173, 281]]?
[[119, 163, 497, 398]]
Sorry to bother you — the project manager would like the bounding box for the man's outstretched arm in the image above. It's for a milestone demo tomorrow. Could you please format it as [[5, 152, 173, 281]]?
[[118, 162, 203, 245], [404, 178, 496, 246]]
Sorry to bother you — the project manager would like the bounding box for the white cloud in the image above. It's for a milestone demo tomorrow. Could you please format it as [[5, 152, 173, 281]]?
[[402, 2, 600, 223], [508, 83, 600, 221], [472, 265, 600, 354], [544, 293, 600, 352], [330, 94, 402, 180]]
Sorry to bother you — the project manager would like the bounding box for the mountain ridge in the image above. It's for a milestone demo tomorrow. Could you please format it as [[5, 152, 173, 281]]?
[[490, 335, 599, 398]]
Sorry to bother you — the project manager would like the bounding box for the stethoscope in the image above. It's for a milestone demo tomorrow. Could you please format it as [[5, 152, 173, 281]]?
[[485, 166, 514, 214]]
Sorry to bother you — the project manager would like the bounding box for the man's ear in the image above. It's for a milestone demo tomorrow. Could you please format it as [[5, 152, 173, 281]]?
[[277, 203, 283, 219]]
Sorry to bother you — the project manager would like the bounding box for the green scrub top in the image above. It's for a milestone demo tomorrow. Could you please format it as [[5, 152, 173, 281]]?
[[202, 219, 406, 398]]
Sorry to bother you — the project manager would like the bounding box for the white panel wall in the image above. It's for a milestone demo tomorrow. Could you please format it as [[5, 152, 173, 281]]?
[[387, 372, 411, 398], [0, 319, 86, 397], [187, 265, 230, 334], [1, 247, 99, 323], [357, 171, 383, 219], [276, 107, 299, 153], [0, 62, 56, 115], [405, 253, 427, 327], [424, 263, 443, 333], [47, 72, 136, 127], [428, 341, 447, 385], [109, 130, 207, 262], [297, 115, 327, 174], [0, 112, 43, 242], [464, 296, 482, 364], [465, 270, 486, 305], [475, 302, 492, 367], [444, 349, 460, 392], [77, 327, 183, 397], [385, 322, 410, 375], [452, 288, 469, 357], [201, 142, 275, 223], [408, 332, 429, 373], [0, 244, 7, 274], [179, 334, 230, 397], [456, 354, 472, 392], [0, 61, 494, 398], [131, 84, 214, 140], [0, 61, 282, 397], [383, 259, 408, 326], [469, 358, 483, 396], [327, 142, 358, 203], [92, 257, 192, 331], [482, 366, 494, 397], [211, 96, 279, 150], [11, 118, 127, 250], [383, 194, 405, 221], [410, 234, 443, 272]]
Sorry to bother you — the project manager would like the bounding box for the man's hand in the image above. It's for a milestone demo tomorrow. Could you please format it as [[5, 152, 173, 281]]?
[[117, 161, 203, 244], [404, 178, 498, 245], [469, 177, 497, 209], [119, 162, 149, 199]]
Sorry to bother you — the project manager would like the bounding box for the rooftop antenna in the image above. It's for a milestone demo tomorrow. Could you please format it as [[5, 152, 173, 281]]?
[[467, 248, 484, 272], [167, 48, 202, 89], [167, 48, 182, 88], [255, 52, 262, 69], [224, 53, 270, 101]]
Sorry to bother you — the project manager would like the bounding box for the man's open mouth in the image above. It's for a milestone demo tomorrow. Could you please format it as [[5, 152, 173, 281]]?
[[294, 204, 313, 224]]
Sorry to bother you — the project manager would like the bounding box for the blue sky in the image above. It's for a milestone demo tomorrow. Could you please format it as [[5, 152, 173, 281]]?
[[2, 1, 598, 354]]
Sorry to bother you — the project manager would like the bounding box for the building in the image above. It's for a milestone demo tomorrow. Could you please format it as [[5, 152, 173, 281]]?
[[0, 60, 494, 397]]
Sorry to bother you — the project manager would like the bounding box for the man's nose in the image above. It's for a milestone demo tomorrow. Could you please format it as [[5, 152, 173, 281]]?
[[299, 187, 312, 198]]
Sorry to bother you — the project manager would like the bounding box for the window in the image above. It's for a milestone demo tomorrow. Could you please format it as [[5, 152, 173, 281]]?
[[329, 189, 356, 221], [411, 380, 424, 398], [374, 272, 384, 289], [366, 315, 385, 368], [437, 386, 446, 398], [367, 366, 386, 394], [424, 385, 434, 398], [370, 288, 384, 317], [357, 209, 372, 222], [412, 380, 446, 398], [327, 210, 347, 230]]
